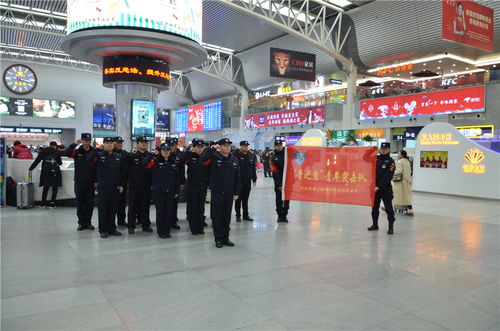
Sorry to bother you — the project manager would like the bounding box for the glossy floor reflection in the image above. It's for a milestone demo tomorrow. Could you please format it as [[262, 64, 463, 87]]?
[[1, 178, 499, 330]]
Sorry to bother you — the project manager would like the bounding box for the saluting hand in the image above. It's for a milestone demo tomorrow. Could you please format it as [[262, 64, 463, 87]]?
[[119, 186, 124, 193], [233, 195, 239, 200], [252, 181, 256, 187], [131, 148, 138, 154], [175, 194, 179, 198], [374, 186, 379, 192], [153, 149, 160, 155]]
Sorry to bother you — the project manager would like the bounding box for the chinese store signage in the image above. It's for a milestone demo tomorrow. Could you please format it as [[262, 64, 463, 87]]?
[[270, 47, 316, 82], [244, 106, 324, 129], [355, 128, 385, 139], [463, 148, 485, 173], [456, 125, 494, 139], [442, 0, 494, 52], [360, 85, 485, 120], [376, 63, 413, 76], [102, 56, 170, 88], [419, 133, 460, 145], [284, 146, 377, 206]]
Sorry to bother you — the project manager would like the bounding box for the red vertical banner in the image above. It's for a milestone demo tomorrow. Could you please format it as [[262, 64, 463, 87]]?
[[442, 0, 494, 52], [284, 146, 377, 206], [188, 104, 204, 132]]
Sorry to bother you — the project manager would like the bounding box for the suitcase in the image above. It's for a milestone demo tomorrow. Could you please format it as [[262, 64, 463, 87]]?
[[16, 173, 34, 209]]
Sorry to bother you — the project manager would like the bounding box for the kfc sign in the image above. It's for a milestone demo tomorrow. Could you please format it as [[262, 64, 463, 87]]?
[[377, 63, 413, 76], [442, 77, 458, 86], [245, 106, 324, 128], [270, 47, 316, 82], [360, 85, 485, 120]]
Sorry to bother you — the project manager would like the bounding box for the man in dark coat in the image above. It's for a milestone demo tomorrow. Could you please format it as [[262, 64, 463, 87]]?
[[29, 141, 62, 208]]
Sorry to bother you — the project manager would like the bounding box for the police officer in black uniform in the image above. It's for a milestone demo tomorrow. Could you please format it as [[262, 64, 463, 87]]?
[[181, 138, 209, 235], [144, 142, 180, 239], [167, 137, 185, 230], [113, 136, 129, 227], [127, 136, 153, 235], [233, 140, 257, 222], [200, 138, 241, 248], [368, 142, 397, 235], [88, 137, 126, 238], [65, 133, 97, 231], [271, 139, 290, 223]]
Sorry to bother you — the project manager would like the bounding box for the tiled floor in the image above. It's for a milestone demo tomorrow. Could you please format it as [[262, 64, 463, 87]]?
[[1, 178, 499, 330]]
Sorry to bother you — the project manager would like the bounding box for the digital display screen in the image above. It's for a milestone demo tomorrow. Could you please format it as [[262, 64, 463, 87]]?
[[131, 100, 155, 139], [420, 151, 448, 169], [0, 97, 33, 116], [360, 86, 485, 120], [173, 100, 222, 133], [93, 103, 116, 131], [156, 108, 170, 132], [245, 106, 324, 128], [102, 56, 170, 87], [67, 0, 202, 44], [33, 99, 76, 119]]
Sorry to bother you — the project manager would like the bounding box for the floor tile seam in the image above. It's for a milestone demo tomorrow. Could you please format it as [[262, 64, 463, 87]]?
[[192, 262, 287, 282], [0, 277, 97, 300], [232, 318, 291, 331], [402, 312, 455, 331]]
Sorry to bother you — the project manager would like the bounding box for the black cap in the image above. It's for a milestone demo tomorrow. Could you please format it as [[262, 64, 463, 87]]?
[[218, 138, 232, 146], [274, 140, 283, 146], [192, 138, 204, 147], [81, 133, 92, 141], [103, 137, 114, 143], [159, 143, 171, 151], [380, 142, 390, 149], [167, 137, 178, 144], [114, 136, 124, 142], [136, 136, 149, 143], [240, 140, 250, 146]]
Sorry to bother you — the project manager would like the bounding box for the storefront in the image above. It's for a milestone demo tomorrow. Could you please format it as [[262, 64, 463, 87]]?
[[0, 126, 69, 150], [391, 126, 424, 151], [354, 128, 386, 146]]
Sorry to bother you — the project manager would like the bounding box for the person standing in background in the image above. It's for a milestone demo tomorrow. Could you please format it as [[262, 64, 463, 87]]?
[[392, 150, 414, 216], [29, 141, 62, 208], [262, 148, 272, 178], [167, 137, 185, 230], [113, 136, 129, 227], [12, 140, 33, 159], [65, 133, 96, 231], [270, 139, 289, 223], [233, 140, 257, 222]]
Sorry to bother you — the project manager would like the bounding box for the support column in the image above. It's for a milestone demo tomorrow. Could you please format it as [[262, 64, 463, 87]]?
[[115, 83, 159, 151], [344, 65, 357, 130], [239, 90, 249, 133]]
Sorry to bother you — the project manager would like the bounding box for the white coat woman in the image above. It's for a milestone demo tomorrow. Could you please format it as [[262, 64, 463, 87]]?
[[392, 150, 414, 215]]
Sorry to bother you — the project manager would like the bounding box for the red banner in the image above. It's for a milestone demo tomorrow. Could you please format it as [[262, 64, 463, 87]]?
[[245, 106, 324, 128], [442, 0, 494, 52], [284, 146, 377, 206], [360, 86, 485, 120]]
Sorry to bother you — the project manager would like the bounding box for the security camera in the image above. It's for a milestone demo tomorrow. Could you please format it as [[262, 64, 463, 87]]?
[[430, 117, 434, 121], [476, 114, 481, 118], [451, 115, 456, 120]]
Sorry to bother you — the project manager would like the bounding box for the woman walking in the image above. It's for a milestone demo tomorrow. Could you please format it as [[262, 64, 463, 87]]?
[[392, 150, 414, 216]]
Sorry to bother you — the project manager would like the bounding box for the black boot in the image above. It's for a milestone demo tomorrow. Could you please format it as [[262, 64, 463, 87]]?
[[367, 224, 379, 231]]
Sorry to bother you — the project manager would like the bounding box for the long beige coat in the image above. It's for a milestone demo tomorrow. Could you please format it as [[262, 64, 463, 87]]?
[[392, 158, 413, 206]]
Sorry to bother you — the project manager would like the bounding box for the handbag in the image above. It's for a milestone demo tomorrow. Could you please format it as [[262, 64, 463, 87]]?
[[392, 174, 402, 182]]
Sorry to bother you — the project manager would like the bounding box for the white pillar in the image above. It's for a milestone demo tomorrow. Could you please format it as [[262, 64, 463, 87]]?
[[344, 64, 357, 130], [115, 83, 159, 150], [239, 89, 249, 133]]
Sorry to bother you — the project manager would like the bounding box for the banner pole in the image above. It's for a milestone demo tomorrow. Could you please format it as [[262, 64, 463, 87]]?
[[283, 145, 288, 201]]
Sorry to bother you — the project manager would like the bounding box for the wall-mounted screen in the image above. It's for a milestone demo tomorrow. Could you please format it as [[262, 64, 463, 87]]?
[[360, 86, 485, 120], [173, 100, 222, 133], [93, 103, 116, 131], [33, 99, 76, 119], [66, 0, 202, 44], [0, 97, 33, 116], [156, 108, 170, 132], [131, 100, 155, 139], [245, 106, 325, 129], [420, 151, 448, 169]]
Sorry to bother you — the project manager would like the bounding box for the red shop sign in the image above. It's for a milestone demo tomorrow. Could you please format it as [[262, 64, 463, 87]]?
[[360, 85, 485, 120], [245, 106, 325, 128]]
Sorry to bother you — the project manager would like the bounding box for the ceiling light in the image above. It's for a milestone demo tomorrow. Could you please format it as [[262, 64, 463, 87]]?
[[423, 63, 426, 66], [453, 64, 456, 66], [437, 67, 441, 69], [439, 60, 442, 63], [451, 70, 454, 72], [494, 64, 497, 67], [466, 67, 469, 70]]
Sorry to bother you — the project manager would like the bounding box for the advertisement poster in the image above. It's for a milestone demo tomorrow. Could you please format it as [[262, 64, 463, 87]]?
[[270, 47, 316, 82], [442, 0, 494, 52], [33, 99, 76, 119], [360, 86, 485, 120], [284, 146, 377, 206], [156, 108, 170, 132], [0, 97, 33, 116], [67, 0, 203, 44], [93, 103, 116, 131], [245, 106, 324, 129], [420, 151, 449, 169], [131, 100, 155, 139], [173, 100, 222, 133]]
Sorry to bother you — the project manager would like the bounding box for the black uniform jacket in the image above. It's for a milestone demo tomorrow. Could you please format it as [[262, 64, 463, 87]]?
[[270, 149, 286, 188], [376, 154, 395, 190], [181, 150, 209, 187], [127, 150, 152, 190], [88, 150, 126, 188], [64, 143, 96, 183], [233, 150, 257, 183], [144, 154, 180, 194], [200, 147, 241, 196]]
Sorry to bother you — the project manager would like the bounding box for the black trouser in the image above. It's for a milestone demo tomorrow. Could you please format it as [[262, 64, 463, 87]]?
[[371, 189, 396, 228], [98, 186, 119, 233], [171, 195, 180, 225], [186, 184, 207, 233], [235, 180, 251, 217], [274, 186, 290, 219], [264, 164, 271, 177], [128, 188, 151, 230], [153, 191, 174, 236], [116, 187, 127, 224], [41, 185, 58, 206], [211, 191, 233, 242], [75, 181, 95, 226]]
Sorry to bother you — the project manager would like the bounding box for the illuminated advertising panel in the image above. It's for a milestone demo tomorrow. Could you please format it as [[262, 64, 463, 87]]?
[[103, 56, 170, 87], [93, 103, 116, 131], [245, 106, 324, 129], [360, 86, 485, 120], [442, 0, 494, 52], [270, 47, 316, 82], [67, 0, 202, 44], [420, 151, 449, 169], [173, 100, 222, 133], [131, 100, 155, 139], [456, 125, 494, 139], [33, 99, 76, 119], [156, 108, 170, 132]]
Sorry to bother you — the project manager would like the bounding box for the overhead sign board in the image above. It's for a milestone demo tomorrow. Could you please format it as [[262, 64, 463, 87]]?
[[270, 47, 316, 82], [0, 126, 64, 134], [245, 106, 324, 129]]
